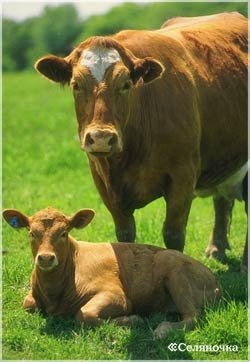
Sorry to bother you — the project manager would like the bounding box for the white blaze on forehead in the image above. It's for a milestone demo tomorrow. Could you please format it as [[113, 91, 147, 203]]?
[[80, 47, 121, 82]]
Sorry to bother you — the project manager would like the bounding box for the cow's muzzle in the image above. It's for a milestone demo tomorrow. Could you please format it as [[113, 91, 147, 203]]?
[[35, 253, 58, 271], [82, 128, 122, 156]]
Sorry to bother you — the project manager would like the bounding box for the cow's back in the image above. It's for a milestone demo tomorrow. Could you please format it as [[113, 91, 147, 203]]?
[[114, 12, 247, 188], [160, 12, 243, 30]]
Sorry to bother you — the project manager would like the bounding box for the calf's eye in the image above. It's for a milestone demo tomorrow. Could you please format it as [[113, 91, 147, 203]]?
[[29, 231, 39, 243]]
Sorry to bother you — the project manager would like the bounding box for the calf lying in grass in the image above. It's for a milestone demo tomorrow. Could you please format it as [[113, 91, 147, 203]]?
[[3, 207, 221, 338]]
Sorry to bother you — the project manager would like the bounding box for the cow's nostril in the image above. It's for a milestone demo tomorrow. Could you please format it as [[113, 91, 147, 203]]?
[[108, 134, 117, 146], [84, 129, 119, 152], [38, 254, 55, 262], [85, 133, 95, 146]]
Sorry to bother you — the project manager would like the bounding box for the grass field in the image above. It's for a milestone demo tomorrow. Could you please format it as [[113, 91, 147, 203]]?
[[2, 71, 248, 360]]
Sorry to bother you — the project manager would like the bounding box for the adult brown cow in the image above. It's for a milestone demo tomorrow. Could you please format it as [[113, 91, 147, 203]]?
[[35, 12, 248, 267]]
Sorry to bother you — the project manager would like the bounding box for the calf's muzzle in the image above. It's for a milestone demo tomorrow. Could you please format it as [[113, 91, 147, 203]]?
[[36, 253, 58, 270]]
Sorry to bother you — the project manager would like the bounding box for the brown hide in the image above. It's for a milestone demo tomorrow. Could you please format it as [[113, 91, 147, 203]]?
[[34, 13, 248, 264], [3, 207, 221, 337]]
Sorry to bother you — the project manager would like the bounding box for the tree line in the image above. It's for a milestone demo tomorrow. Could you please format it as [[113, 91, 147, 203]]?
[[3, 2, 247, 72]]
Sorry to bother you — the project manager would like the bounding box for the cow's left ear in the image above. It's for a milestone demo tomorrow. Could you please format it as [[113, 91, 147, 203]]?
[[34, 55, 72, 85], [3, 209, 29, 229], [131, 57, 165, 85], [69, 209, 95, 229]]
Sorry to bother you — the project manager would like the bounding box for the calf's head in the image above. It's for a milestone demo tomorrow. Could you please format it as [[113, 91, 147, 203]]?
[[35, 37, 164, 157], [3, 207, 95, 271]]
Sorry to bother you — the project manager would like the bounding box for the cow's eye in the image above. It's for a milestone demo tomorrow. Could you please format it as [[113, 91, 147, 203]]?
[[29, 231, 39, 242], [118, 80, 132, 93], [60, 231, 68, 239], [71, 81, 80, 91], [122, 80, 132, 91]]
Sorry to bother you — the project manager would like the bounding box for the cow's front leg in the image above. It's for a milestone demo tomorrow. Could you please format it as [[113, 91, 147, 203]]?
[[89, 159, 136, 242], [75, 291, 131, 326], [23, 292, 39, 313], [112, 212, 136, 242], [163, 176, 194, 251], [206, 196, 233, 261]]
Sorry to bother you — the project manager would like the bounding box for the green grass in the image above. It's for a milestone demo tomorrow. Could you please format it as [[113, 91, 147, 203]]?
[[2, 71, 248, 360]]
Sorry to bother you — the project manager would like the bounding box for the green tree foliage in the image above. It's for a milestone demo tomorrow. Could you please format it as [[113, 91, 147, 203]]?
[[2, 18, 34, 71], [27, 4, 82, 65], [75, 1, 247, 42], [3, 4, 82, 71], [3, 2, 248, 72]]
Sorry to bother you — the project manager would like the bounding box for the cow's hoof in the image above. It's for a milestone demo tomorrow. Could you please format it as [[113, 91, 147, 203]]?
[[154, 321, 173, 339], [205, 245, 227, 262], [114, 314, 144, 327], [23, 295, 38, 313]]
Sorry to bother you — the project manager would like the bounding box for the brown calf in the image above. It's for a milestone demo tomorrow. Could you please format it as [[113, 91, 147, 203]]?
[[3, 207, 221, 338], [34, 13, 248, 269]]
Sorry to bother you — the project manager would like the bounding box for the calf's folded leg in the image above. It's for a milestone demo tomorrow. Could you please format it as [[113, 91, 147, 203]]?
[[113, 315, 144, 326], [154, 316, 196, 339], [154, 269, 202, 338], [23, 292, 39, 313], [75, 291, 131, 326]]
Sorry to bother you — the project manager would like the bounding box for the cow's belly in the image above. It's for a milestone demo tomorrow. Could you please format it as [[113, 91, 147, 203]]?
[[195, 162, 248, 201]]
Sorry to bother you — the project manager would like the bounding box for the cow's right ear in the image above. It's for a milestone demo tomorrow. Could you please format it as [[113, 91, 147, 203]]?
[[34, 55, 72, 85], [2, 209, 29, 229]]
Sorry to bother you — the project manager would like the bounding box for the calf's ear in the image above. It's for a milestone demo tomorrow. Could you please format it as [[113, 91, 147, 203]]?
[[131, 57, 165, 86], [2, 209, 29, 229], [34, 55, 72, 85], [69, 209, 95, 229]]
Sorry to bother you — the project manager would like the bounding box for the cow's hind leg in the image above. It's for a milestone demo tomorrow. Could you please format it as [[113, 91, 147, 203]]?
[[206, 196, 233, 261], [154, 317, 196, 339], [162, 171, 195, 251], [113, 315, 144, 326], [154, 270, 199, 339]]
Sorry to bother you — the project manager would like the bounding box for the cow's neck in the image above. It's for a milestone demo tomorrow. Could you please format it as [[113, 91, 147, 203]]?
[[90, 155, 118, 203], [117, 89, 154, 165]]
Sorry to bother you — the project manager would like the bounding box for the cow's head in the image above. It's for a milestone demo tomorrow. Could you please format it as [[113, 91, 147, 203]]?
[[3, 208, 95, 271], [35, 37, 165, 157]]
